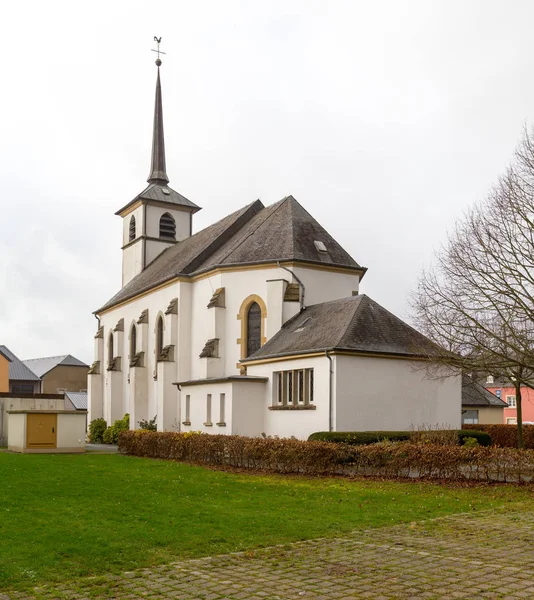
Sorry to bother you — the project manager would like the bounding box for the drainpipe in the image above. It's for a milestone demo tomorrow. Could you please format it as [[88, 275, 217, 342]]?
[[325, 350, 334, 432], [277, 262, 306, 311]]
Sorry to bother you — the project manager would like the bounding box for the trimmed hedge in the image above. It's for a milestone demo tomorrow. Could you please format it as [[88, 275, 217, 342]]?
[[308, 431, 411, 445], [308, 430, 491, 447], [119, 431, 534, 483], [463, 424, 534, 449]]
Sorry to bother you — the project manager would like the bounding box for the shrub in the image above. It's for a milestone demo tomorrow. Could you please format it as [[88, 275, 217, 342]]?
[[308, 431, 411, 445], [119, 431, 534, 483], [103, 414, 130, 445], [308, 430, 491, 447], [462, 437, 479, 448], [463, 424, 534, 449], [88, 418, 107, 444], [138, 415, 157, 431]]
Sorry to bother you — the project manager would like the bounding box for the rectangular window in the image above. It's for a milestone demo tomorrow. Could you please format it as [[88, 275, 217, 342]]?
[[273, 369, 314, 406], [495, 389, 502, 399], [507, 417, 517, 425], [462, 410, 479, 425], [219, 393, 225, 424], [506, 395, 517, 408], [185, 395, 190, 422], [205, 394, 212, 425]]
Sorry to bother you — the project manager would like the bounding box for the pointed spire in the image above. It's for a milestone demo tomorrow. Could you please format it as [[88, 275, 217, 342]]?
[[147, 64, 169, 185]]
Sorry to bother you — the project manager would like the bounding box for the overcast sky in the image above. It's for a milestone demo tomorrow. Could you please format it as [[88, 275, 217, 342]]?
[[1, 0, 533, 365]]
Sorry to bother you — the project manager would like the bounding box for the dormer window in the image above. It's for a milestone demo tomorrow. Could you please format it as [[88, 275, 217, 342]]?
[[129, 215, 136, 242], [159, 213, 176, 239]]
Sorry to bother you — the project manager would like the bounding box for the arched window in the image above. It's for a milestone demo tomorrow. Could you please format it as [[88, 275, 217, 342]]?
[[159, 213, 176, 239], [156, 315, 164, 358], [246, 302, 262, 357], [130, 324, 137, 358], [108, 332, 114, 365], [129, 215, 136, 242]]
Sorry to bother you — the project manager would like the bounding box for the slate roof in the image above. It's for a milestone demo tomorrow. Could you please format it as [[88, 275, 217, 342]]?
[[461, 376, 507, 408], [98, 195, 364, 313], [115, 183, 201, 216], [65, 391, 88, 410], [242, 294, 439, 362], [0, 346, 40, 381], [23, 355, 88, 378]]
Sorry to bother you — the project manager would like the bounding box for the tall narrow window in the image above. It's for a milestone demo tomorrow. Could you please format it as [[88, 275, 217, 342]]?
[[129, 215, 136, 242], [156, 315, 164, 359], [184, 395, 191, 424], [246, 302, 261, 356], [219, 393, 226, 425], [130, 324, 137, 358], [159, 213, 176, 239], [108, 332, 114, 366], [205, 394, 212, 425]]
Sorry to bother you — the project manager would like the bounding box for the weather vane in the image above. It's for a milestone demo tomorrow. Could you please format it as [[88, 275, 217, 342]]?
[[152, 36, 166, 66]]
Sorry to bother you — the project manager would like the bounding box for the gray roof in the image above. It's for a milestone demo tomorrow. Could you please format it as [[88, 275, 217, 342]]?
[[98, 196, 364, 313], [0, 346, 40, 381], [115, 183, 201, 216], [23, 355, 88, 378], [462, 376, 507, 408], [65, 391, 88, 410], [242, 294, 439, 362]]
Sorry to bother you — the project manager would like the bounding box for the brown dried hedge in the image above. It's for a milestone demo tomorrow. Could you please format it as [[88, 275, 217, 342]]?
[[119, 430, 534, 483], [463, 424, 534, 449]]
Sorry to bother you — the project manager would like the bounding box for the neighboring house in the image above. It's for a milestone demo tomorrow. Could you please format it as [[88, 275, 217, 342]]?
[[0, 348, 10, 393], [23, 355, 89, 394], [485, 377, 534, 424], [88, 59, 462, 439], [0, 346, 41, 393], [462, 376, 507, 425]]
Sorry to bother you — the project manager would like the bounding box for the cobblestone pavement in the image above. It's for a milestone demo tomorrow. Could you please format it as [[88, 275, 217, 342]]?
[[8, 509, 534, 599]]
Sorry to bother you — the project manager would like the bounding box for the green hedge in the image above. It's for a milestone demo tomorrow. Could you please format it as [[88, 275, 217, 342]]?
[[308, 430, 491, 447], [308, 431, 411, 445]]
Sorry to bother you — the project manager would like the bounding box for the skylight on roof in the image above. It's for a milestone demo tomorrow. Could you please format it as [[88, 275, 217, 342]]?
[[162, 188, 170, 195], [295, 317, 312, 333], [314, 240, 328, 253]]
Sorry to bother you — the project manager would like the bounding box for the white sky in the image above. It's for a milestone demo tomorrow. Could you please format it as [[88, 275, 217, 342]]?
[[1, 0, 533, 365]]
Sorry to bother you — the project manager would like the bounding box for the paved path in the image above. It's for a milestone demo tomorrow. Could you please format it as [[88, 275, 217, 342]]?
[[10, 509, 534, 599]]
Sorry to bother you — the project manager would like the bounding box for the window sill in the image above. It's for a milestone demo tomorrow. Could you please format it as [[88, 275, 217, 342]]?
[[216, 422, 226, 427], [182, 421, 191, 426], [268, 405, 316, 411], [203, 422, 213, 427]]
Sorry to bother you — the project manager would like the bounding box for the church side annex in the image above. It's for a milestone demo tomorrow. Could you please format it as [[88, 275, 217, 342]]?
[[88, 52, 461, 439]]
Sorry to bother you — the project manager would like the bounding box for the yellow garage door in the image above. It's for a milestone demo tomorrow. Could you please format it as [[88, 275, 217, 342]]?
[[27, 414, 57, 449]]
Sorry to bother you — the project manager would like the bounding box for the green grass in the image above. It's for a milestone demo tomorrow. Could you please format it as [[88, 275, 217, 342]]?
[[0, 453, 532, 591]]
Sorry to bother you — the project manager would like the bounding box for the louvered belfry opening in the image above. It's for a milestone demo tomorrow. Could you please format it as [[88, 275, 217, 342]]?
[[129, 215, 136, 241], [159, 212, 176, 239], [246, 302, 262, 357]]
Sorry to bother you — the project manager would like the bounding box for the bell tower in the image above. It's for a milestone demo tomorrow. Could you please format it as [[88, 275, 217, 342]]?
[[116, 39, 201, 287]]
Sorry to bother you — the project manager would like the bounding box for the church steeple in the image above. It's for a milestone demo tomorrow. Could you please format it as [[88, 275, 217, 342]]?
[[116, 38, 201, 287], [147, 57, 169, 185]]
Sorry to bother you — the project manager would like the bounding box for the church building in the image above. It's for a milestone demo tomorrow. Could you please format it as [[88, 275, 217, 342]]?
[[88, 58, 461, 439]]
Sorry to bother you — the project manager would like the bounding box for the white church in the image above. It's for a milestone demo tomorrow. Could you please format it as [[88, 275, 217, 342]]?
[[88, 59, 461, 440]]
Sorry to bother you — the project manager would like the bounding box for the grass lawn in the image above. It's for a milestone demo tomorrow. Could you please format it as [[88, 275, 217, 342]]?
[[0, 453, 532, 592]]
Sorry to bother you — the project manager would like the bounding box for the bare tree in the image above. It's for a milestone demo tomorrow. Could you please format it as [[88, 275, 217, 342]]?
[[412, 127, 534, 448]]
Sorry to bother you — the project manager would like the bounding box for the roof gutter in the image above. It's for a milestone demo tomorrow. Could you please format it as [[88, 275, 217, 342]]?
[[325, 350, 334, 432]]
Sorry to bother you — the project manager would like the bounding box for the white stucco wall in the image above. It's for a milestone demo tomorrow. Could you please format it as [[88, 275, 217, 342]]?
[[246, 356, 330, 440], [334, 355, 461, 431], [292, 266, 360, 306], [92, 260, 365, 435], [7, 413, 25, 452], [57, 413, 86, 450]]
